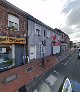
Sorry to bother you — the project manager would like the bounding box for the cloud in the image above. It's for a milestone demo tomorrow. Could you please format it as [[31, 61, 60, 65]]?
[[65, 6, 80, 26], [75, 32, 80, 38], [61, 0, 80, 42], [61, 27, 75, 34], [63, 0, 80, 14]]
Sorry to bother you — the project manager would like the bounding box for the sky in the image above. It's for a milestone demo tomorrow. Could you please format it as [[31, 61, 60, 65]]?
[[7, 0, 80, 43]]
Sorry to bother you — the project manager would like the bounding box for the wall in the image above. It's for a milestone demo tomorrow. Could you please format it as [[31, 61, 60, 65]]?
[[0, 4, 27, 37], [28, 20, 52, 60]]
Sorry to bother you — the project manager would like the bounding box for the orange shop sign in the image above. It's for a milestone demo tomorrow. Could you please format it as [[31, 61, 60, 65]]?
[[0, 36, 26, 44]]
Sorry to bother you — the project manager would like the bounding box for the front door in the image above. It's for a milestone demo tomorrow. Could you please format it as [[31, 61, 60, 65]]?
[[30, 46, 36, 60]]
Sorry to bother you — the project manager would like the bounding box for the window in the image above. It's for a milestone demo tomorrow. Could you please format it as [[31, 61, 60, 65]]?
[[15, 23, 18, 30], [0, 48, 2, 53], [9, 21, 13, 28], [35, 23, 41, 36], [36, 29, 40, 36], [44, 30, 46, 36], [47, 30, 50, 38], [8, 14, 19, 31], [40, 44, 45, 53]]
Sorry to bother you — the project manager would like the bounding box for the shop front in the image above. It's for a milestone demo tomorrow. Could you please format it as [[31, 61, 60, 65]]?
[[0, 36, 26, 71]]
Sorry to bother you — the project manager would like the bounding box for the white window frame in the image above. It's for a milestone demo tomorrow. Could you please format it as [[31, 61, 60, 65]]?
[[47, 30, 50, 38], [8, 14, 19, 31], [35, 23, 41, 36]]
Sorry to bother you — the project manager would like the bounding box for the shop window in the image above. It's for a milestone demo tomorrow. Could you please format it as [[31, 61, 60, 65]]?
[[8, 14, 19, 31], [0, 48, 2, 53], [0, 45, 13, 70]]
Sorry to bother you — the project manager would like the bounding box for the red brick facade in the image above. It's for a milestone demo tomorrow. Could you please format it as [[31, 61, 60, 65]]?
[[0, 3, 27, 37]]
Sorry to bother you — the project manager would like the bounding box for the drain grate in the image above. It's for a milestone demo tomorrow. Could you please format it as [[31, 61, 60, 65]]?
[[26, 67, 34, 72]]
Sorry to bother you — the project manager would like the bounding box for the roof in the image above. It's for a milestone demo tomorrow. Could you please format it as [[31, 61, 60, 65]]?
[[27, 14, 54, 31], [0, 0, 69, 38], [0, 0, 28, 17]]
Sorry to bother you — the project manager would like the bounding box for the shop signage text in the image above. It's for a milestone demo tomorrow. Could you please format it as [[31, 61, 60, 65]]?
[[0, 36, 26, 44]]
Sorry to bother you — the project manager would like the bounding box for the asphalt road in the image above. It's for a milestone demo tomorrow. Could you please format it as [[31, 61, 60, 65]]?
[[27, 49, 80, 92], [55, 50, 79, 82], [54, 49, 80, 92]]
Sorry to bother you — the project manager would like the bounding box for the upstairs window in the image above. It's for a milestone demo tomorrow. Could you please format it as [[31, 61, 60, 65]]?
[[8, 14, 19, 31], [35, 23, 41, 36], [44, 30, 46, 36], [47, 30, 50, 38], [9, 21, 13, 28], [36, 29, 40, 36]]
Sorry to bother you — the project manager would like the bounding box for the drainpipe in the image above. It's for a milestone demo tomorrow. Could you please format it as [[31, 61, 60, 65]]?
[[12, 44, 15, 66]]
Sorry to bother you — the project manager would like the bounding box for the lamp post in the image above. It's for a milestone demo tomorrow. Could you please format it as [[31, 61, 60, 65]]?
[[41, 40, 46, 66]]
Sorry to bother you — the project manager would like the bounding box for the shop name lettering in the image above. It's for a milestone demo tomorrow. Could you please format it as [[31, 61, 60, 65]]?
[[0, 37, 25, 42], [9, 38, 25, 42]]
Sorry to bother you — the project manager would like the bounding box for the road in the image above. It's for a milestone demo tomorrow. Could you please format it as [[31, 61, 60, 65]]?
[[55, 50, 80, 82], [27, 50, 80, 92], [54, 49, 80, 92]]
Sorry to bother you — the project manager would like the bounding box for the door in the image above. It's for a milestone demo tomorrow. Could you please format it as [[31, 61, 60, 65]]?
[[30, 46, 36, 60], [15, 45, 24, 66]]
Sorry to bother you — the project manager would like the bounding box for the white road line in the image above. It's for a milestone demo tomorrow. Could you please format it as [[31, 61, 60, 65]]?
[[62, 63, 63, 64], [67, 61, 68, 63], [69, 53, 75, 60], [64, 63, 67, 66], [54, 70, 60, 75], [60, 54, 70, 61]]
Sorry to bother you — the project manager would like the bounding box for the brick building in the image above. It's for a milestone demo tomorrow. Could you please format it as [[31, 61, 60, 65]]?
[[0, 0, 28, 71]]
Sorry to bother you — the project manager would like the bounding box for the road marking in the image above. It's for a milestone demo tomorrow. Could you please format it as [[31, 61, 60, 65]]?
[[54, 70, 60, 75], [69, 53, 75, 60], [60, 54, 70, 61], [45, 74, 57, 86], [64, 62, 67, 66], [67, 61, 68, 63], [62, 63, 63, 64]]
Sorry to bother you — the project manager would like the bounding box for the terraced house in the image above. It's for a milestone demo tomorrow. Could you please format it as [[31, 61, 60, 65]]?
[[27, 15, 70, 62], [0, 0, 27, 71]]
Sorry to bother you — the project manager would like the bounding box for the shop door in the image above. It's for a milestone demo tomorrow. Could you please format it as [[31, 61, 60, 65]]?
[[30, 46, 36, 60], [15, 45, 24, 66]]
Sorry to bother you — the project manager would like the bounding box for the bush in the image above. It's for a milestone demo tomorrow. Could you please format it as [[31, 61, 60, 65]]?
[[6, 59, 13, 65]]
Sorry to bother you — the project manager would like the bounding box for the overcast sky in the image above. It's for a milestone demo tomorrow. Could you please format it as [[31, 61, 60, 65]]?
[[7, 0, 80, 43]]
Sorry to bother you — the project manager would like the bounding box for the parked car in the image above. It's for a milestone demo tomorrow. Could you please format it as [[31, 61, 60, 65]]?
[[78, 48, 80, 59], [59, 77, 80, 92]]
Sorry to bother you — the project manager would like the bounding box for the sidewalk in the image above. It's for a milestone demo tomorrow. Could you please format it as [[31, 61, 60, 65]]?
[[0, 55, 58, 92], [0, 48, 75, 92]]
